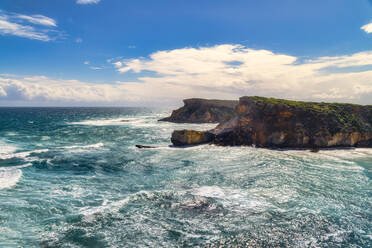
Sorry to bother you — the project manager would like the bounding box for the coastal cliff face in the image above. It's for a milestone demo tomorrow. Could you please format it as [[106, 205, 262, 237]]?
[[171, 96, 372, 148], [159, 98, 238, 123]]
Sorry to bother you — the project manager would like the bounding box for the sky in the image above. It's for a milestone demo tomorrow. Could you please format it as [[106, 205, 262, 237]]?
[[1, 0, 372, 106]]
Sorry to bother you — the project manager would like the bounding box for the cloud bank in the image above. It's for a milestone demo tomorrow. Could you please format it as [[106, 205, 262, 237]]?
[[0, 75, 127, 106], [0, 10, 59, 41], [2, 44, 372, 106], [113, 44, 372, 105]]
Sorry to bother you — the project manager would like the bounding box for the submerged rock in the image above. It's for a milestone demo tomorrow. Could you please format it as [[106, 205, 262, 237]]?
[[171, 130, 215, 146], [171, 96, 372, 148], [159, 98, 238, 123]]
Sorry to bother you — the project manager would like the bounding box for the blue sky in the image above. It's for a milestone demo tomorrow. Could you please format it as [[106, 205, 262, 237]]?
[[1, 0, 372, 106]]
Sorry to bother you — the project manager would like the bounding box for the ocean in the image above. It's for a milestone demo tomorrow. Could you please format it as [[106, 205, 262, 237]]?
[[0, 107, 371, 247]]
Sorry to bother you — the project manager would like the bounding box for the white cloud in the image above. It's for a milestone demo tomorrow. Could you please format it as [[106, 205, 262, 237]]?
[[0, 10, 58, 41], [2, 44, 372, 106], [90, 66, 103, 70], [0, 18, 51, 41], [113, 44, 372, 105], [361, 22, 372, 33], [16, 14, 56, 27], [76, 38, 83, 43], [0, 86, 7, 96], [77, 0, 101, 4], [0, 75, 126, 104], [82, 61, 104, 71], [113, 61, 122, 68]]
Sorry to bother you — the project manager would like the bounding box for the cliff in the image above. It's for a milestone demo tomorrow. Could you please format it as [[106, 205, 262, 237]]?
[[171, 96, 372, 148], [159, 98, 238, 123]]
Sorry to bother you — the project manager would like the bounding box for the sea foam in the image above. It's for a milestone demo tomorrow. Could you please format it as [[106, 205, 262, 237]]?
[[62, 142, 104, 150], [0, 141, 18, 160], [0, 164, 31, 190], [69, 117, 140, 126], [0, 140, 49, 162]]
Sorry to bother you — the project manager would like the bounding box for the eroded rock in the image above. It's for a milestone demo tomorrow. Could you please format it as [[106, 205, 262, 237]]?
[[171, 130, 215, 146]]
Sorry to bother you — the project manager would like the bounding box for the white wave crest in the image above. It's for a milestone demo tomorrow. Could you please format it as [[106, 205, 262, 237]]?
[[69, 116, 217, 130], [69, 117, 141, 126], [0, 149, 49, 161], [0, 139, 50, 161], [61, 143, 104, 152], [4, 132, 18, 136], [0, 141, 18, 159], [0, 164, 31, 190], [79, 190, 153, 222], [190, 185, 272, 211]]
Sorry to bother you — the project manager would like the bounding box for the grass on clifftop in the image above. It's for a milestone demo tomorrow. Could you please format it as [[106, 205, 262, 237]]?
[[241, 96, 372, 131], [243, 96, 371, 111]]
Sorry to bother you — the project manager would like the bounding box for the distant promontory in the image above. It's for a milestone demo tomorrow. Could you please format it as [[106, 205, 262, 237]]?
[[167, 96, 372, 149], [159, 98, 238, 123]]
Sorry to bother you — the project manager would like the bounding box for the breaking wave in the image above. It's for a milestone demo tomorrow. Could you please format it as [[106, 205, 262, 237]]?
[[0, 164, 32, 190]]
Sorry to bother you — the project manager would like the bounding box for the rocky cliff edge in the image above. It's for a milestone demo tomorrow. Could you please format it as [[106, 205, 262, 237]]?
[[171, 96, 372, 148]]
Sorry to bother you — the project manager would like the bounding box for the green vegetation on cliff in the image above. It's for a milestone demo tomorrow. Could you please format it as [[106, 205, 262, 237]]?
[[241, 96, 372, 132], [172, 96, 372, 148]]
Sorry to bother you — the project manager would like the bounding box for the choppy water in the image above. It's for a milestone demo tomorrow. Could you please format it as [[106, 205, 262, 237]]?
[[0, 107, 371, 247]]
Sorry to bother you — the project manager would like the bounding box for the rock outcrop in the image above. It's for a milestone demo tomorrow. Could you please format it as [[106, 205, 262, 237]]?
[[159, 98, 238, 123], [171, 130, 215, 146], [171, 96, 372, 148], [135, 145, 157, 149]]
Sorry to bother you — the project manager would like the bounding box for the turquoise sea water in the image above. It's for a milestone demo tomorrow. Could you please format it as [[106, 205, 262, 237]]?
[[0, 107, 371, 247]]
